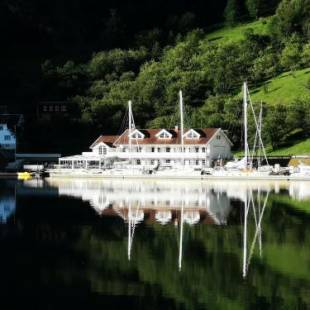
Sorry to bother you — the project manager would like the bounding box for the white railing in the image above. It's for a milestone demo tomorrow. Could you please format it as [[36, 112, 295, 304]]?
[[106, 152, 208, 159]]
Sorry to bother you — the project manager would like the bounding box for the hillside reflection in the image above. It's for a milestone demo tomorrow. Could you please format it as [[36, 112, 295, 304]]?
[[0, 179, 310, 309], [16, 178, 309, 275]]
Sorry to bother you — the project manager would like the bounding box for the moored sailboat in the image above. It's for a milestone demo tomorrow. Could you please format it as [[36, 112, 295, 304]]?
[[211, 82, 274, 178]]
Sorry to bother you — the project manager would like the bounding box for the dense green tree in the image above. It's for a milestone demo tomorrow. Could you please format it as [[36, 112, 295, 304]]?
[[224, 0, 242, 25], [88, 48, 148, 80], [251, 49, 279, 82], [270, 0, 310, 40], [265, 104, 291, 148], [246, 0, 281, 19], [302, 43, 310, 66], [280, 36, 303, 72]]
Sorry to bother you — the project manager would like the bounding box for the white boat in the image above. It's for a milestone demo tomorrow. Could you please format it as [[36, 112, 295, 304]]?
[[290, 162, 310, 177]]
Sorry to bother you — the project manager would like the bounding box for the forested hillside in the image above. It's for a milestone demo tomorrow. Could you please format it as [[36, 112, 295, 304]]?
[[2, 0, 310, 154]]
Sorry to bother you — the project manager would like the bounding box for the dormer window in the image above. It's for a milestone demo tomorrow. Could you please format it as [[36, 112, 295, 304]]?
[[184, 129, 200, 139], [129, 129, 144, 140], [156, 129, 172, 139]]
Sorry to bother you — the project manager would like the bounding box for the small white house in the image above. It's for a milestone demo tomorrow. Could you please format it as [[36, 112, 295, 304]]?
[[0, 123, 16, 150]]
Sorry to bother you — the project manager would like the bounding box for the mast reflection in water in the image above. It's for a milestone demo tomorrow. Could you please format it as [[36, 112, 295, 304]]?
[[0, 179, 310, 309]]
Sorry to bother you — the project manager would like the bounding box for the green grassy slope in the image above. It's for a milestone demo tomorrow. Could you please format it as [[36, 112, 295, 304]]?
[[234, 68, 310, 156], [250, 69, 310, 105], [249, 69, 310, 155], [267, 139, 310, 156], [206, 18, 271, 43], [206, 19, 310, 156], [234, 139, 310, 156]]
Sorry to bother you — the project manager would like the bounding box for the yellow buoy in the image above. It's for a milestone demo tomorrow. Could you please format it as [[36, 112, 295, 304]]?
[[17, 172, 32, 180]]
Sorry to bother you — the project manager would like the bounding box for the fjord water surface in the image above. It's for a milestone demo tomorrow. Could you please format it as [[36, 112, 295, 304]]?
[[0, 179, 309, 309]]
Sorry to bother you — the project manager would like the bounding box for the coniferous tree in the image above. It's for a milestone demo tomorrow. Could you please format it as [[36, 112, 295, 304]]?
[[224, 0, 242, 25], [246, 0, 281, 19]]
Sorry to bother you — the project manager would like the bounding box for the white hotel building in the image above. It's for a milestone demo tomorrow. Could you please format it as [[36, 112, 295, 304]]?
[[59, 127, 233, 169]]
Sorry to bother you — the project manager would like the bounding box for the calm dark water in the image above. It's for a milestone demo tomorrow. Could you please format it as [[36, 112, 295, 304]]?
[[0, 179, 310, 309]]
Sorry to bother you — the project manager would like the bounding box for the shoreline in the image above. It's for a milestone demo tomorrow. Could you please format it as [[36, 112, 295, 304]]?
[[46, 173, 310, 182], [0, 172, 18, 179]]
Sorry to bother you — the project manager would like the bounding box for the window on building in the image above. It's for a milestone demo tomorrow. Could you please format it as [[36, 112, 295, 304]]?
[[151, 147, 155, 152], [158, 148, 161, 152], [151, 160, 154, 164], [61, 105, 67, 112], [196, 160, 199, 165], [217, 135, 221, 140], [4, 135, 11, 141], [137, 159, 141, 165], [156, 129, 172, 139], [166, 160, 171, 163], [0, 125, 3, 131], [195, 147, 199, 153], [99, 146, 107, 155], [188, 131, 197, 138], [202, 160, 206, 165], [184, 129, 200, 139], [130, 130, 144, 140], [49, 106, 53, 112], [55, 105, 59, 112], [43, 105, 48, 112], [202, 147, 206, 152], [159, 132, 170, 138], [166, 147, 170, 152]]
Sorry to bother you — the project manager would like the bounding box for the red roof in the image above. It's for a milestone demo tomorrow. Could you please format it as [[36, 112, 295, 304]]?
[[113, 128, 219, 145], [90, 135, 119, 148]]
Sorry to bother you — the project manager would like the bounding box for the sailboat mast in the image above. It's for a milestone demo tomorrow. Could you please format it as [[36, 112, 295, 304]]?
[[178, 200, 184, 271], [128, 202, 132, 261], [128, 100, 132, 159], [179, 91, 184, 164], [242, 190, 248, 278], [243, 82, 248, 167], [258, 101, 263, 167]]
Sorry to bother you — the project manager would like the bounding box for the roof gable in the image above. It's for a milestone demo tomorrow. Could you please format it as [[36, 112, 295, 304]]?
[[183, 129, 201, 139], [207, 129, 234, 146], [90, 135, 118, 149], [155, 129, 173, 139], [128, 129, 145, 139]]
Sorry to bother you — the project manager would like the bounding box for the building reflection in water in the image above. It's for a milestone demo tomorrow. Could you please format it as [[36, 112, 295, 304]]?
[[0, 182, 16, 224], [42, 179, 281, 274], [9, 178, 310, 276]]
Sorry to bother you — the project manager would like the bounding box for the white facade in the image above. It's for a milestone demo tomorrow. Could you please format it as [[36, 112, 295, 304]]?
[[0, 196, 15, 223], [59, 128, 233, 169], [0, 123, 16, 150]]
